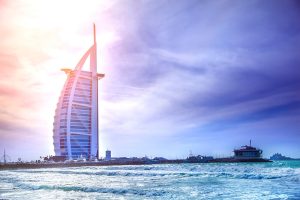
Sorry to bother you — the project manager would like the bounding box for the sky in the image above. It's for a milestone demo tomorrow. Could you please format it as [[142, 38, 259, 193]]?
[[0, 0, 299, 161]]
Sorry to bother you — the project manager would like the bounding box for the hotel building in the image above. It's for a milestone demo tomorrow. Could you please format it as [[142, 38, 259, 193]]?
[[53, 25, 104, 160]]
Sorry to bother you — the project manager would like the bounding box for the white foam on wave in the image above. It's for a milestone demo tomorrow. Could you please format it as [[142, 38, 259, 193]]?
[[1, 161, 300, 199]]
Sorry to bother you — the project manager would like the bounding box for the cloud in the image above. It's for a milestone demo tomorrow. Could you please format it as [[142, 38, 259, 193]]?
[[0, 0, 299, 159], [97, 0, 300, 157]]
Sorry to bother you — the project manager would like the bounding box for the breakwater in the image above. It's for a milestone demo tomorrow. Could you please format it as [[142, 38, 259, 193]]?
[[0, 158, 271, 171]]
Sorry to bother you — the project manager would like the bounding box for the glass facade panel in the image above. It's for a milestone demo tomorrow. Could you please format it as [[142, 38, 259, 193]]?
[[53, 70, 95, 159]]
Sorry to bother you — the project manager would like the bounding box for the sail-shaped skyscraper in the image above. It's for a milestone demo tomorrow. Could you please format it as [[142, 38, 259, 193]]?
[[53, 25, 104, 160]]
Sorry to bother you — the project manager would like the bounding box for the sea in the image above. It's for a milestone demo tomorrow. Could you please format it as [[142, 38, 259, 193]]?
[[0, 161, 300, 200]]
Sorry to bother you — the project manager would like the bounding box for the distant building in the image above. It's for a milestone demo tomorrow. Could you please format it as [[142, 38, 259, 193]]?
[[44, 156, 66, 162], [233, 140, 262, 159], [53, 25, 105, 160], [105, 150, 111, 161], [187, 155, 214, 163], [153, 157, 168, 161], [270, 153, 293, 160]]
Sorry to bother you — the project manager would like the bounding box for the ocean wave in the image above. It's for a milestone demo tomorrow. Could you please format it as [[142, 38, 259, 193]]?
[[12, 169, 194, 178], [2, 162, 300, 200], [13, 183, 166, 197], [4, 163, 300, 185], [7, 167, 299, 181]]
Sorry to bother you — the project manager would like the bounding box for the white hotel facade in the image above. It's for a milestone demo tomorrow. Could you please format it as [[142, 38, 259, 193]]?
[[53, 25, 104, 160]]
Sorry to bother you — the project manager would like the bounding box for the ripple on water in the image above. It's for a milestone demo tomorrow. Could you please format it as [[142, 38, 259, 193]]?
[[0, 161, 300, 199]]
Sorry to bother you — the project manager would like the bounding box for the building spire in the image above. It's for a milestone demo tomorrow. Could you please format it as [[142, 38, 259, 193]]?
[[93, 23, 96, 45]]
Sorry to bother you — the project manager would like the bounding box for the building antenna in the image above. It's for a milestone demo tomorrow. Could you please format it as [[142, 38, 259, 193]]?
[[4, 149, 6, 164], [1, 149, 10, 164]]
